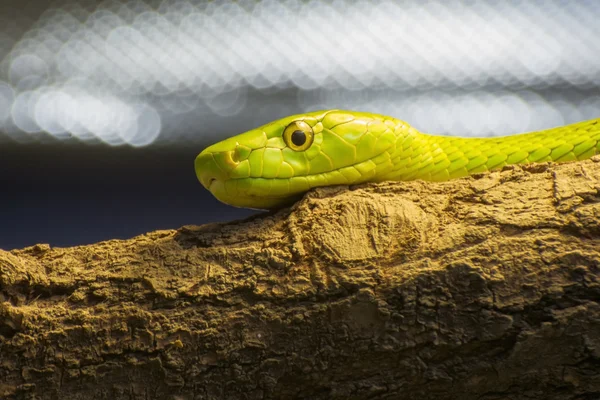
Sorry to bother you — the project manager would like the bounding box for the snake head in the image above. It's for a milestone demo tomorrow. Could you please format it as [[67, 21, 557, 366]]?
[[195, 110, 402, 209]]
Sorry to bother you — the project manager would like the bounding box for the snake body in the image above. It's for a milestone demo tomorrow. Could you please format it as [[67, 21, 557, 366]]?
[[195, 110, 600, 209]]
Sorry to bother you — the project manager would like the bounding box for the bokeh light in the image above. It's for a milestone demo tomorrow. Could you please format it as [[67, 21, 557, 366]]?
[[0, 0, 599, 146]]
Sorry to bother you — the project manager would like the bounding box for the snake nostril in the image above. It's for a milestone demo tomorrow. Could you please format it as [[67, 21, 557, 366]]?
[[225, 151, 237, 166], [233, 145, 251, 163]]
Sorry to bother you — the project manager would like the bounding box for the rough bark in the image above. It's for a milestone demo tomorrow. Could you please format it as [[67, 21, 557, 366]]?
[[1, 158, 600, 400]]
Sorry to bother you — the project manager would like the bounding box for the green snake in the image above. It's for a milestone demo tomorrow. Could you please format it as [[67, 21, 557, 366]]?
[[195, 110, 600, 209]]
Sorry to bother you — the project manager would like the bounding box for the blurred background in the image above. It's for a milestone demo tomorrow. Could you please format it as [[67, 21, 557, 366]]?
[[1, 0, 599, 250]]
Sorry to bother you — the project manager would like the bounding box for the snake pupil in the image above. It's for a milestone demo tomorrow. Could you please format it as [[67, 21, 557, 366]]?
[[291, 130, 306, 146]]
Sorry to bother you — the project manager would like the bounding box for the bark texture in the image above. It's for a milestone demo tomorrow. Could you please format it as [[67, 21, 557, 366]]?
[[1, 158, 600, 400]]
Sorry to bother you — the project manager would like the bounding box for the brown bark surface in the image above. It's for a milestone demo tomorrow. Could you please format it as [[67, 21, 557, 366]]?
[[1, 158, 600, 400]]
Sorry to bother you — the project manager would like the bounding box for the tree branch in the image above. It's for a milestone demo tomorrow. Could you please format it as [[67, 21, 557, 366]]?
[[1, 157, 600, 400]]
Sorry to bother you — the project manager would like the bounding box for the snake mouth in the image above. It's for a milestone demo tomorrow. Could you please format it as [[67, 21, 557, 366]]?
[[219, 156, 383, 206], [205, 176, 299, 210], [198, 140, 389, 209]]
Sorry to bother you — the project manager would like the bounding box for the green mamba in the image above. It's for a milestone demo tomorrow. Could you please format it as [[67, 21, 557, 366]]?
[[195, 110, 600, 209]]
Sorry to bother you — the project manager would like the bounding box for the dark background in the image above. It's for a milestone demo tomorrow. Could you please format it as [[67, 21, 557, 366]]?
[[0, 143, 255, 250], [1, 0, 599, 250]]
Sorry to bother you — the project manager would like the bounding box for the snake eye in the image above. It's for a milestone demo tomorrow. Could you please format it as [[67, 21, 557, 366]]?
[[283, 120, 314, 151], [291, 130, 305, 146]]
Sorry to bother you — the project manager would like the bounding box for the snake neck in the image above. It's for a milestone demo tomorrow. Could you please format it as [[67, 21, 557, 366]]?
[[376, 118, 600, 182]]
